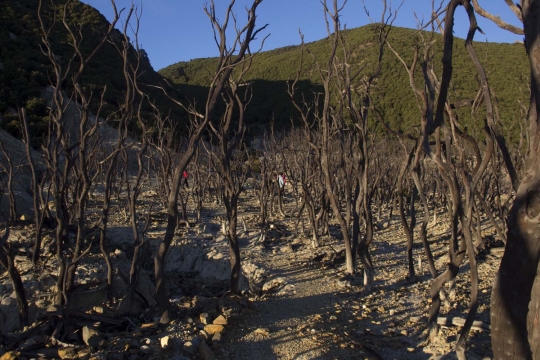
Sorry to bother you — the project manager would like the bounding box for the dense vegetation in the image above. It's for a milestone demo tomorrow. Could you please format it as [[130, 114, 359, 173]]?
[[161, 25, 529, 144], [0, 0, 180, 143]]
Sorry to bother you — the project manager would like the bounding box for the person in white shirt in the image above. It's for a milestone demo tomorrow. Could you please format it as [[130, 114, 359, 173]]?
[[278, 172, 285, 189]]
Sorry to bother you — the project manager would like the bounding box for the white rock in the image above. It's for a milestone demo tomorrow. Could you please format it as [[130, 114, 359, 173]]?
[[160, 335, 171, 349]]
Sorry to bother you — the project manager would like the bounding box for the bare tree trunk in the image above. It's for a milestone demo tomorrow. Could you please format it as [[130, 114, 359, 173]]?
[[225, 195, 241, 293], [0, 143, 18, 226], [411, 149, 438, 278], [153, 0, 266, 321], [0, 194, 28, 329], [491, 2, 540, 356], [0, 251, 28, 328], [398, 146, 416, 280], [19, 108, 45, 265]]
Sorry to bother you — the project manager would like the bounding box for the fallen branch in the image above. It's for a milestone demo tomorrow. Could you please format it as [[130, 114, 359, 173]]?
[[5, 320, 51, 351]]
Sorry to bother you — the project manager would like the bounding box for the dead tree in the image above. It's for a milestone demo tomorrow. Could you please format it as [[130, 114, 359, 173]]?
[[19, 108, 47, 265], [315, 2, 356, 274], [289, 1, 393, 285], [37, 0, 121, 305], [250, 145, 272, 243], [0, 144, 20, 226], [208, 16, 268, 292], [475, 0, 540, 358], [0, 143, 29, 329], [149, 114, 177, 210], [151, 0, 267, 321], [345, 3, 394, 289], [278, 129, 304, 223], [287, 83, 326, 247], [410, 1, 498, 356], [383, 2, 504, 355], [192, 146, 213, 222], [113, 77, 152, 314], [210, 78, 254, 294], [385, 27, 442, 283], [289, 1, 357, 273], [269, 129, 291, 218], [396, 143, 418, 280], [282, 129, 321, 245], [97, 5, 139, 302], [0, 230, 29, 331]]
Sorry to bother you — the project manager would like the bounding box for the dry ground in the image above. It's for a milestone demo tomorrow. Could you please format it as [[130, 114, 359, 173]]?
[[216, 188, 500, 360], [0, 180, 502, 360]]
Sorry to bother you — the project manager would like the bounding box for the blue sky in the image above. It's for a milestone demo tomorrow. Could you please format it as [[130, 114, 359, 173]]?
[[81, 0, 524, 71]]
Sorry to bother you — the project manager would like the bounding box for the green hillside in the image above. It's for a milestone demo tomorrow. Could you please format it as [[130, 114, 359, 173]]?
[[0, 0, 181, 142], [160, 25, 529, 144], [0, 1, 530, 145]]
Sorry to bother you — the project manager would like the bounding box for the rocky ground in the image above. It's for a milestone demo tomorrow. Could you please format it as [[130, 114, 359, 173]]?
[[0, 183, 503, 360]]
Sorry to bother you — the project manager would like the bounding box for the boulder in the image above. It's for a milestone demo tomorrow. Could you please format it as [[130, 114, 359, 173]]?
[[200, 313, 210, 324], [212, 332, 222, 342], [254, 327, 270, 336], [0, 294, 20, 333], [241, 262, 269, 294], [0, 352, 20, 360], [183, 341, 197, 355]]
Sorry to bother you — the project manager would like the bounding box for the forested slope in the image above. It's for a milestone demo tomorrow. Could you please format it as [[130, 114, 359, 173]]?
[[161, 25, 529, 143], [0, 0, 178, 142], [0, 1, 529, 144]]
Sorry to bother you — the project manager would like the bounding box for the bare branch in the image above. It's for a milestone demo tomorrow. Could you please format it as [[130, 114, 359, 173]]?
[[471, 0, 524, 35]]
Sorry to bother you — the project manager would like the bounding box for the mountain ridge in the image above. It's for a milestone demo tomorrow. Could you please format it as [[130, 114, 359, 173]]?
[[0, 1, 530, 144], [159, 24, 529, 142]]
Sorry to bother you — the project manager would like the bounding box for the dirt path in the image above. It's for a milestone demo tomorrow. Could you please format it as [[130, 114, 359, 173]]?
[[221, 254, 361, 359], [218, 234, 422, 360], [0, 182, 499, 360], [217, 211, 498, 360]]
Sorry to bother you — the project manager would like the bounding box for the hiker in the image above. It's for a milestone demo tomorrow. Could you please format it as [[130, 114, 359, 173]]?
[[278, 172, 285, 189], [182, 170, 189, 188]]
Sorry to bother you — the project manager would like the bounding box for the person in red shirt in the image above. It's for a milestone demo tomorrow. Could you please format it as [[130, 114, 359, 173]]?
[[182, 170, 189, 188]]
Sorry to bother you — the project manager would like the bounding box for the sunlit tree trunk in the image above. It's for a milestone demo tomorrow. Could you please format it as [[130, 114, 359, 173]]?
[[491, 2, 540, 358]]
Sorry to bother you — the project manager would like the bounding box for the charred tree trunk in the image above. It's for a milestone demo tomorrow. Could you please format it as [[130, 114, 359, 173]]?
[[0, 214, 28, 329], [491, 2, 540, 357], [19, 108, 45, 266], [225, 194, 241, 293], [398, 146, 416, 280]]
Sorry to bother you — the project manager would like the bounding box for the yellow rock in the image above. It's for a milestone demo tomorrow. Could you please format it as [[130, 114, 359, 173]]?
[[0, 352, 20, 360], [58, 347, 77, 359], [204, 324, 225, 335], [212, 315, 228, 325]]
